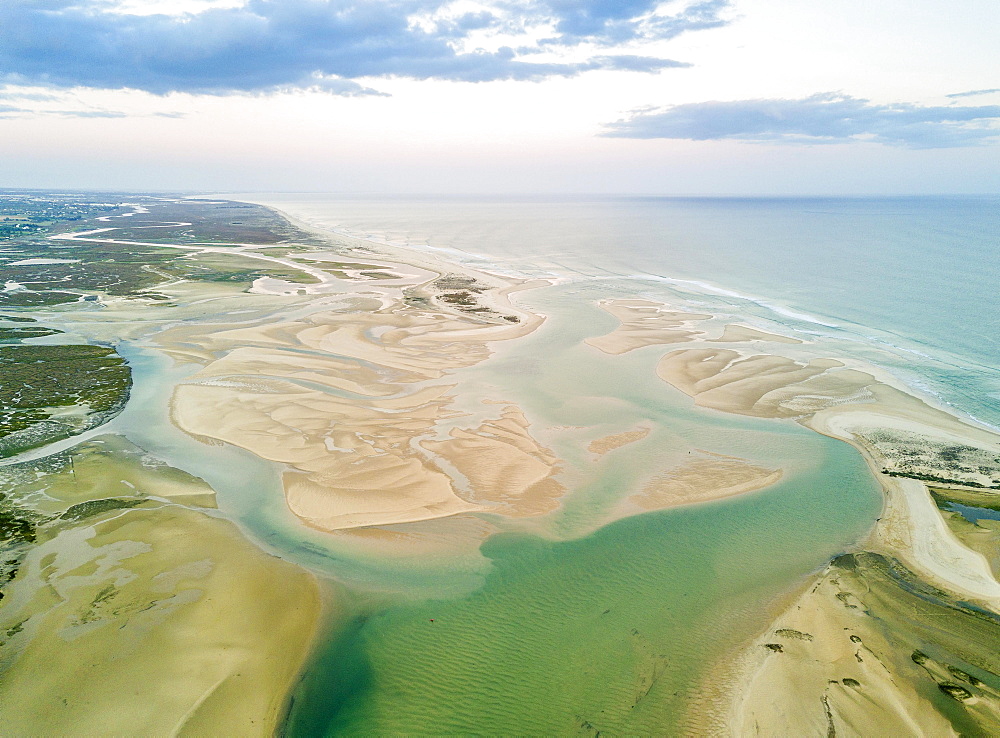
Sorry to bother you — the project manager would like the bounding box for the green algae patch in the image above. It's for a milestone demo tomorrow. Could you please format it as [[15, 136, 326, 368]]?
[[0, 326, 61, 342], [834, 552, 1000, 734], [0, 344, 131, 457], [59, 498, 143, 523], [0, 435, 215, 596], [0, 496, 45, 588], [0, 498, 320, 736]]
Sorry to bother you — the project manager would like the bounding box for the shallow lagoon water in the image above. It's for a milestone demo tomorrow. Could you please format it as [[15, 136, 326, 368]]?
[[287, 438, 880, 735], [72, 267, 885, 736]]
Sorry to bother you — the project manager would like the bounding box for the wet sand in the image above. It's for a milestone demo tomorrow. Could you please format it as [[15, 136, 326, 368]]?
[[733, 552, 1000, 736], [588, 426, 651, 456], [625, 454, 782, 512]]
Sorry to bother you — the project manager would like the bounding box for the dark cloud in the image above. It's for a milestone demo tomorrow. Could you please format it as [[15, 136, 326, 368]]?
[[0, 0, 725, 95], [601, 93, 1000, 148]]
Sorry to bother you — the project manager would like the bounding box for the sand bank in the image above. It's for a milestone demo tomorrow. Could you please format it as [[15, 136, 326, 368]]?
[[422, 405, 564, 517], [588, 426, 651, 456], [709, 324, 803, 344], [656, 348, 872, 418], [733, 552, 1000, 736], [625, 454, 782, 512], [585, 299, 711, 354]]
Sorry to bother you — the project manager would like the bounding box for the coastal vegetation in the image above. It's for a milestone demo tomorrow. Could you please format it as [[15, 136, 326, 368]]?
[[0, 344, 131, 457], [0, 194, 326, 308]]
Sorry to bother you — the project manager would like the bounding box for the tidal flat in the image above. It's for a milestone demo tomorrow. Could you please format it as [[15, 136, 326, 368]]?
[[1, 192, 999, 734]]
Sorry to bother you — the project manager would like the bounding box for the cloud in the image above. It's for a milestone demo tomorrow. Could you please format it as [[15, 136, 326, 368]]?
[[0, 0, 726, 95], [947, 88, 1000, 99], [601, 93, 1000, 148], [55, 110, 130, 118], [0, 93, 178, 119], [0, 88, 62, 102], [539, 0, 730, 45]]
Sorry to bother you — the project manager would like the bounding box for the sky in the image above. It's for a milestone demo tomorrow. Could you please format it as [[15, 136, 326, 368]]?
[[0, 0, 998, 194]]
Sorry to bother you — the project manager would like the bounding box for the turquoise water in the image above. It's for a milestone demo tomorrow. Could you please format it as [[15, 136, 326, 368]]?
[[286, 439, 880, 736]]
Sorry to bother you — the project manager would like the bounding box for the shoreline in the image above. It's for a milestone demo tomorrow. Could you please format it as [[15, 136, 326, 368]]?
[[224, 195, 1000, 439]]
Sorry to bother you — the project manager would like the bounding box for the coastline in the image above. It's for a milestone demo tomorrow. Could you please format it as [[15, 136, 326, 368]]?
[[564, 275, 1000, 732], [3, 193, 1000, 732]]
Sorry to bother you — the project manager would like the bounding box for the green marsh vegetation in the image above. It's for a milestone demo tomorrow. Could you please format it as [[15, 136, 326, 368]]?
[[0, 343, 131, 456], [0, 191, 119, 241], [0, 193, 327, 307]]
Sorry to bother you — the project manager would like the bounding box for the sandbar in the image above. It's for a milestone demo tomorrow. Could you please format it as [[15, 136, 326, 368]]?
[[626, 454, 782, 512], [586, 299, 711, 355], [164, 229, 559, 532], [588, 426, 651, 456], [709, 324, 803, 344]]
